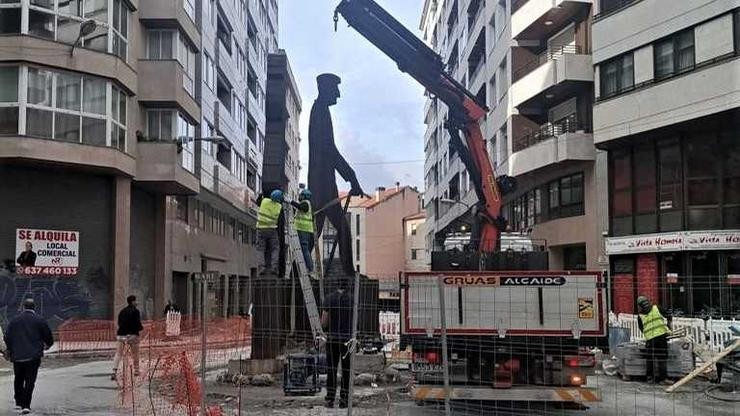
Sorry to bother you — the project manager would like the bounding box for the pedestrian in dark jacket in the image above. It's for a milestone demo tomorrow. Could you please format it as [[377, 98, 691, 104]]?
[[111, 295, 144, 380], [321, 278, 354, 409], [4, 298, 54, 414]]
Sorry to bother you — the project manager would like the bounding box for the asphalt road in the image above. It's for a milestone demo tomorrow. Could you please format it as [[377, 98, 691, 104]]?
[[0, 359, 737, 415]]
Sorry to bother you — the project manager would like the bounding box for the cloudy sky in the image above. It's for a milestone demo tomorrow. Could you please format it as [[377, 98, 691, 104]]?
[[280, 0, 427, 191]]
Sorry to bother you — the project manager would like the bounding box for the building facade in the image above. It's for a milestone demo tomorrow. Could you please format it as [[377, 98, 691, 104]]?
[[420, 0, 604, 271], [0, 0, 280, 326], [403, 212, 430, 272], [317, 185, 423, 279], [593, 0, 740, 316], [264, 49, 301, 200]]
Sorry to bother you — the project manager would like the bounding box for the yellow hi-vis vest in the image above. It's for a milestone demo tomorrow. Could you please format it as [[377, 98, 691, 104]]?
[[640, 305, 670, 340], [257, 199, 282, 229], [294, 201, 314, 233]]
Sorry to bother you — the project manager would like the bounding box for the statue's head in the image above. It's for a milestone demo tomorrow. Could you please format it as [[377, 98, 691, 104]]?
[[316, 73, 341, 106]]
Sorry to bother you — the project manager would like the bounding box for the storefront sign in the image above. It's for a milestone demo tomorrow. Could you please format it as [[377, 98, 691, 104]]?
[[15, 228, 79, 276], [666, 273, 679, 284], [684, 231, 740, 251], [605, 232, 683, 255], [606, 230, 740, 255]]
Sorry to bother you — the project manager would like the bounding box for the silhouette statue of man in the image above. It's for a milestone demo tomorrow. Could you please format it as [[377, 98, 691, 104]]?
[[308, 73, 364, 276]]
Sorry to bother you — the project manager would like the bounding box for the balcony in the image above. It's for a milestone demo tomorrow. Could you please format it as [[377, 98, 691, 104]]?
[[511, 0, 592, 41], [510, 120, 595, 177], [0, 136, 135, 176], [135, 142, 199, 195], [214, 163, 249, 212], [594, 57, 740, 145], [511, 46, 593, 109], [137, 60, 201, 122], [1, 36, 136, 93], [138, 0, 200, 47]]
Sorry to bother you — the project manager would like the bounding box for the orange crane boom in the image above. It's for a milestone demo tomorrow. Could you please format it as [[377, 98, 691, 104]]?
[[335, 0, 516, 252]]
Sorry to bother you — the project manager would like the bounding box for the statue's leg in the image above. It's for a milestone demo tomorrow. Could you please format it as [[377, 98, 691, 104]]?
[[325, 203, 355, 275]]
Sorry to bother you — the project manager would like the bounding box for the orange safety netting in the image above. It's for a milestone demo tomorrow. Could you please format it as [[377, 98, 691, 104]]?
[[57, 317, 250, 415], [56, 316, 251, 353]]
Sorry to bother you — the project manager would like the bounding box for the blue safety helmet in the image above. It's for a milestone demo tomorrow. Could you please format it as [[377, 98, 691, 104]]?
[[270, 189, 284, 203], [299, 188, 312, 200]]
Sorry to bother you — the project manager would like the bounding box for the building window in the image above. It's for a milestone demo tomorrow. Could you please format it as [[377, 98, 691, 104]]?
[[411, 223, 417, 236], [610, 133, 738, 236], [355, 214, 360, 235], [205, 0, 216, 26], [611, 150, 633, 236], [147, 30, 174, 59], [411, 249, 418, 260], [147, 30, 196, 96], [111, 86, 126, 151], [654, 29, 694, 79], [634, 145, 657, 233], [204, 53, 216, 92], [355, 239, 360, 261], [175, 196, 188, 222], [549, 173, 584, 219], [600, 53, 634, 98], [2, 0, 130, 58], [110, 0, 128, 59], [13, 65, 126, 150], [735, 11, 740, 53], [183, 0, 195, 22], [722, 130, 740, 228], [146, 110, 194, 172], [563, 245, 587, 271], [0, 5, 21, 34], [0, 66, 20, 134], [686, 135, 720, 230], [658, 139, 683, 231]]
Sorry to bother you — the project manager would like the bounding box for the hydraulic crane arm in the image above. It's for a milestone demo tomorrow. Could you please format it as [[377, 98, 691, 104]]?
[[335, 0, 514, 252]]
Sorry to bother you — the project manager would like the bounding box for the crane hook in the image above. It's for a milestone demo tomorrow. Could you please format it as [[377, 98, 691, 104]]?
[[333, 10, 339, 32]]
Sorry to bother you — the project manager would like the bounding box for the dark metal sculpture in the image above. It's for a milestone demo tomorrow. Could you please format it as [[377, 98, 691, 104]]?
[[308, 73, 364, 276]]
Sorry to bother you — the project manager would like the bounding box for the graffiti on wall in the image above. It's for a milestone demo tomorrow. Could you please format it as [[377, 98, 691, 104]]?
[[0, 259, 110, 329]]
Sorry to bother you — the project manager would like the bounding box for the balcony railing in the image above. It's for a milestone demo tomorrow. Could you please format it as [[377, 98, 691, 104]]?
[[513, 118, 591, 153], [512, 45, 583, 82], [593, 0, 640, 22]]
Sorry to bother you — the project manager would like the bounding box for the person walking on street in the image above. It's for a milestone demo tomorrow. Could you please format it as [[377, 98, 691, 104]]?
[[111, 295, 144, 381], [4, 298, 54, 414], [321, 278, 354, 408], [637, 295, 672, 384], [292, 188, 315, 274], [257, 189, 284, 275]]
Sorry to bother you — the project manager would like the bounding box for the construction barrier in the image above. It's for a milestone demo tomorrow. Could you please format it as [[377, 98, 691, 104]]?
[[165, 311, 182, 337], [56, 316, 251, 353], [707, 318, 739, 352], [617, 313, 738, 353]]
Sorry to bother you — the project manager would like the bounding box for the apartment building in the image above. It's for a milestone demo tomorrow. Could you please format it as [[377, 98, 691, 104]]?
[[403, 211, 430, 272], [264, 49, 302, 200], [0, 0, 279, 325], [420, 0, 601, 270], [593, 0, 740, 316]]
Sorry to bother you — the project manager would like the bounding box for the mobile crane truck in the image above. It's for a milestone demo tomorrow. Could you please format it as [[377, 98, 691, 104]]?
[[334, 0, 605, 408]]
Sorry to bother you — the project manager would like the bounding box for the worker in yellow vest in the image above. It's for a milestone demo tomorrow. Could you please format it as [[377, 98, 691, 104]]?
[[290, 189, 315, 273], [637, 295, 672, 384], [257, 189, 284, 275]]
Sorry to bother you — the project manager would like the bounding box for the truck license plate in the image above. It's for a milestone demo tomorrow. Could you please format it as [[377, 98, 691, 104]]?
[[412, 363, 443, 373]]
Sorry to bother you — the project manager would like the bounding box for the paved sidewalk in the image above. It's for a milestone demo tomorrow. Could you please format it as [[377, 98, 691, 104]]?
[[0, 360, 128, 415]]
